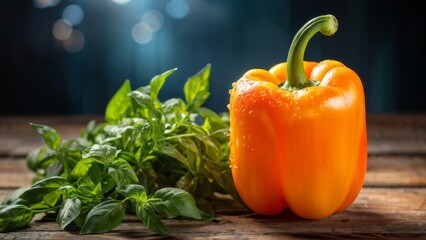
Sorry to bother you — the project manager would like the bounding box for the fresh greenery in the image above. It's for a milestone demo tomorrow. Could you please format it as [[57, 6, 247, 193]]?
[[0, 64, 241, 236]]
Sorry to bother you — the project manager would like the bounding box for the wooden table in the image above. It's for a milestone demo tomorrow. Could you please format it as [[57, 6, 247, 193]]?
[[0, 114, 425, 239]]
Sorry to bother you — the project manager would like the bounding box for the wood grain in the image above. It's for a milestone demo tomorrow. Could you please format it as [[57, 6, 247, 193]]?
[[1, 114, 426, 157], [2, 155, 425, 189], [0, 188, 424, 239], [365, 155, 426, 187], [0, 114, 425, 239]]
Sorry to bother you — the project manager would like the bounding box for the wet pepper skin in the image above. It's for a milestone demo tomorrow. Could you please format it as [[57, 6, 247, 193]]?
[[229, 60, 367, 219]]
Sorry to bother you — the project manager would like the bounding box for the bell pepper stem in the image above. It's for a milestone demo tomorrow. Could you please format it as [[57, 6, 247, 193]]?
[[282, 15, 338, 91]]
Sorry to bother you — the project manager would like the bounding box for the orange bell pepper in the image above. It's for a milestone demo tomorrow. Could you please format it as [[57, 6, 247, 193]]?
[[228, 15, 367, 219]]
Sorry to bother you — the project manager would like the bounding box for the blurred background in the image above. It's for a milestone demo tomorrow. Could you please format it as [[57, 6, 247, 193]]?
[[1, 0, 425, 115]]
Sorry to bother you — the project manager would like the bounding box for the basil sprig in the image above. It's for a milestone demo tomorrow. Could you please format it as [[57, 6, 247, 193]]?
[[0, 64, 242, 235]]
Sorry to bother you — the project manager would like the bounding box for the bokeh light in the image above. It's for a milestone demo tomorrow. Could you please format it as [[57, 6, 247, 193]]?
[[52, 19, 72, 40], [167, 0, 190, 19], [4, 0, 426, 115], [112, 0, 131, 5], [33, 0, 61, 9], [62, 5, 84, 26], [132, 22, 153, 44], [63, 30, 85, 53], [142, 10, 164, 32]]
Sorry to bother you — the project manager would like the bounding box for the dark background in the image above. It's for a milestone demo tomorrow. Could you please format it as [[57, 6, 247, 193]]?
[[1, 0, 425, 115]]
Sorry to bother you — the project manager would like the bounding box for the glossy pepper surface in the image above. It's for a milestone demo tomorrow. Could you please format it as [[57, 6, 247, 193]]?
[[228, 15, 367, 219]]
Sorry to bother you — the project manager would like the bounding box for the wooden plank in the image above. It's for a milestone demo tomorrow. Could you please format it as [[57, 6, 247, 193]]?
[[0, 137, 27, 155], [367, 114, 426, 155], [0, 115, 102, 157], [0, 137, 42, 158], [365, 155, 426, 187], [368, 139, 426, 155], [0, 188, 424, 239], [0, 125, 88, 157], [2, 154, 425, 189], [367, 114, 426, 140], [0, 114, 425, 238], [1, 114, 425, 134], [0, 114, 426, 157], [4, 136, 425, 158], [0, 158, 35, 188]]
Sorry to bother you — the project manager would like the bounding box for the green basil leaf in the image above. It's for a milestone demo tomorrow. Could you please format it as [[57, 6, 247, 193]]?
[[0, 204, 35, 232], [184, 64, 211, 112], [196, 198, 215, 220], [1, 187, 30, 205], [150, 118, 164, 143], [41, 190, 62, 207], [26, 146, 56, 171], [186, 152, 201, 175], [12, 64, 236, 236], [73, 180, 103, 230], [196, 135, 221, 161], [75, 181, 103, 206], [45, 161, 64, 178], [116, 151, 138, 166], [198, 107, 229, 131], [176, 173, 196, 195], [57, 197, 81, 230], [108, 159, 138, 187], [116, 184, 147, 203], [30, 123, 62, 150], [158, 143, 189, 168], [148, 200, 177, 219], [149, 68, 177, 100], [19, 177, 69, 209], [87, 162, 104, 185], [162, 98, 187, 118], [59, 185, 75, 199], [151, 187, 201, 220], [71, 158, 93, 178], [101, 175, 116, 194], [209, 168, 246, 208], [21, 189, 62, 210], [82, 144, 117, 165], [80, 120, 99, 142], [80, 199, 125, 234], [135, 204, 170, 236], [31, 176, 69, 189], [105, 79, 132, 123], [85, 119, 96, 133], [18, 188, 50, 204], [128, 90, 156, 117], [219, 169, 246, 208], [178, 137, 199, 154]]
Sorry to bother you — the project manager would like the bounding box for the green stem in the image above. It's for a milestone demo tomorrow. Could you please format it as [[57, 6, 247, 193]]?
[[282, 14, 338, 91], [161, 133, 198, 141], [32, 206, 60, 213]]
